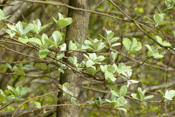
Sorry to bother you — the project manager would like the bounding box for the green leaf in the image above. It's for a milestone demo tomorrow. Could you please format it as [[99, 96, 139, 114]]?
[[88, 53, 97, 60], [59, 43, 67, 51], [18, 36, 29, 43], [7, 85, 18, 97], [165, 0, 175, 9], [119, 85, 127, 97], [0, 9, 9, 21], [41, 33, 50, 48], [116, 63, 132, 75], [23, 24, 33, 34], [108, 85, 119, 97], [95, 40, 105, 51], [68, 56, 77, 65], [145, 45, 164, 59], [110, 52, 118, 61], [86, 66, 96, 75], [131, 93, 139, 100], [16, 21, 23, 34], [164, 90, 175, 100], [155, 36, 171, 47], [69, 41, 78, 50], [52, 31, 62, 47], [56, 53, 65, 60], [7, 24, 16, 32], [111, 43, 121, 47], [6, 29, 15, 37], [44, 38, 56, 47], [39, 49, 50, 58], [53, 13, 72, 28], [138, 87, 145, 100], [0, 9, 4, 21], [106, 99, 117, 105], [106, 30, 114, 40], [16, 85, 29, 97], [122, 38, 142, 52], [13, 66, 25, 75], [153, 13, 164, 25], [105, 71, 116, 83], [144, 95, 154, 100], [116, 96, 127, 107], [39, 23, 51, 33], [30, 38, 43, 47], [86, 60, 94, 67], [62, 82, 73, 96], [0, 89, 7, 100], [95, 55, 105, 62], [84, 39, 105, 51], [158, 21, 171, 25], [173, 30, 175, 38], [123, 38, 131, 51], [95, 97, 102, 106], [34, 101, 42, 108], [110, 37, 120, 43], [20, 87, 29, 96], [33, 19, 41, 34], [107, 65, 116, 73], [71, 97, 77, 106], [129, 80, 139, 84], [117, 108, 127, 113]]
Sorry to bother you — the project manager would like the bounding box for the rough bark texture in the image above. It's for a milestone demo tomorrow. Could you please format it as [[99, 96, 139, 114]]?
[[57, 0, 90, 117]]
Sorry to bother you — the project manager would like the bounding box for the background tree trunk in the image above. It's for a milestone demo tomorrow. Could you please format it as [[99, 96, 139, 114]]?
[[57, 0, 90, 117]]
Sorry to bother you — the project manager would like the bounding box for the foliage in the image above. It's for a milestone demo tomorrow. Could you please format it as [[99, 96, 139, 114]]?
[[0, 0, 175, 116]]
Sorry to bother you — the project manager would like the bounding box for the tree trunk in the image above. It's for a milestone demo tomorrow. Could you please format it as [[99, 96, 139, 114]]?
[[57, 0, 90, 117]]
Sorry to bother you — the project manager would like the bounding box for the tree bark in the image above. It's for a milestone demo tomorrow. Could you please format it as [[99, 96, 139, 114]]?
[[57, 0, 90, 117]]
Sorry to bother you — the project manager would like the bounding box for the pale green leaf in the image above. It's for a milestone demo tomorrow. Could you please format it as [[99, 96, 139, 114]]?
[[39, 49, 50, 58], [119, 85, 127, 97]]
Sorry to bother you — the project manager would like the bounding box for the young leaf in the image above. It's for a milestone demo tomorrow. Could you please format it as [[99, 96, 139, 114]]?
[[155, 36, 171, 47], [7, 86, 18, 97], [41, 33, 50, 48], [144, 95, 154, 100], [138, 87, 145, 100], [68, 56, 77, 65], [131, 93, 139, 100], [165, 0, 175, 9], [0, 9, 9, 21], [33, 19, 41, 34], [153, 13, 164, 25], [119, 85, 127, 97], [110, 52, 118, 61], [6, 29, 15, 37], [18, 36, 29, 43], [122, 38, 142, 52], [53, 13, 72, 28], [108, 85, 119, 97], [164, 90, 175, 100], [116, 96, 127, 107], [39, 49, 50, 58], [34, 101, 42, 108], [16, 21, 23, 34], [117, 108, 127, 113], [30, 38, 43, 47], [23, 24, 33, 34], [95, 97, 102, 106], [71, 97, 77, 106], [52, 31, 62, 47], [145, 45, 164, 59], [105, 71, 116, 83], [106, 30, 114, 40], [69, 41, 78, 50]]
